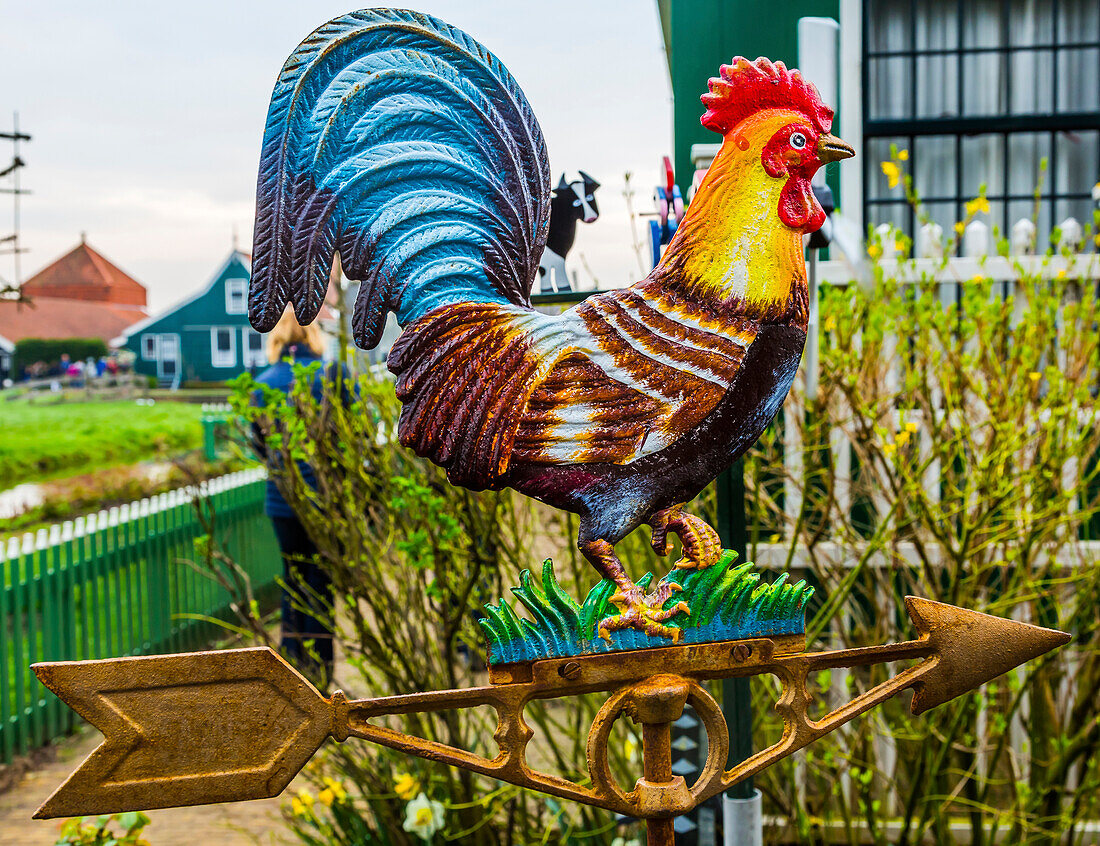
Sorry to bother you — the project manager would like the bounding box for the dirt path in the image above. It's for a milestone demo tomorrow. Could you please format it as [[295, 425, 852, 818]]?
[[0, 724, 291, 846]]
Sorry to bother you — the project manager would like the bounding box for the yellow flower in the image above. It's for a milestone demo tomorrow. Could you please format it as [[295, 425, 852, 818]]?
[[394, 772, 420, 801], [296, 788, 314, 808], [291, 797, 311, 818], [883, 443, 897, 457], [867, 243, 883, 260], [1056, 268, 1068, 280], [894, 237, 906, 254], [1029, 372, 1041, 382], [824, 315, 836, 331], [881, 161, 901, 189], [954, 221, 966, 236], [323, 777, 348, 802], [895, 430, 910, 445], [319, 788, 335, 807], [897, 149, 909, 161], [905, 421, 919, 434], [970, 274, 984, 283], [965, 196, 990, 216]]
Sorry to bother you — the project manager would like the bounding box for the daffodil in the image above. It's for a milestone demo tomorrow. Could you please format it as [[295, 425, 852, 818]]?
[[319, 787, 335, 807], [905, 421, 919, 434], [881, 161, 901, 189], [965, 196, 990, 216], [867, 243, 883, 260], [897, 149, 909, 161], [895, 430, 910, 445], [403, 792, 446, 841], [394, 772, 420, 800], [954, 221, 966, 236], [290, 797, 312, 818], [296, 788, 315, 809], [1029, 372, 1041, 382], [883, 442, 897, 457], [1056, 268, 1068, 280]]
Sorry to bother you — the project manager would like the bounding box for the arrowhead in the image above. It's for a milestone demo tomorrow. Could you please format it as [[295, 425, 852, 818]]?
[[905, 597, 1070, 715], [33, 648, 335, 818]]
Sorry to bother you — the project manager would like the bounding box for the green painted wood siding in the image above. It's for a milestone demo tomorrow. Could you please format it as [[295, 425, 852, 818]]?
[[658, 0, 839, 190], [125, 253, 265, 383]]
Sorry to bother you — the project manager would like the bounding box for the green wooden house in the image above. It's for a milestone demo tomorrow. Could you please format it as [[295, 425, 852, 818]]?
[[116, 250, 268, 386]]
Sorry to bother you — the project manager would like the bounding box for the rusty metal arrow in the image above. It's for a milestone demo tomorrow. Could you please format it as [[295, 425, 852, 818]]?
[[32, 596, 1069, 821]]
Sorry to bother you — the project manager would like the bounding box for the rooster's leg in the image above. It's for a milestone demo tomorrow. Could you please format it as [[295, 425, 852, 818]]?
[[648, 505, 722, 570], [580, 539, 689, 642]]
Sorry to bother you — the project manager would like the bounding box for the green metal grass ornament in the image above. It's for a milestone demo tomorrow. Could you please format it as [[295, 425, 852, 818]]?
[[32, 10, 1070, 846]]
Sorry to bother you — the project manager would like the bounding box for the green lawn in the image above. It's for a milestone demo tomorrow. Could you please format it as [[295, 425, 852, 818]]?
[[0, 399, 206, 489]]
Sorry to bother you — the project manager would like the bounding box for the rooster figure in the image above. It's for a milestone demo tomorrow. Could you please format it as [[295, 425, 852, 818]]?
[[249, 9, 854, 641]]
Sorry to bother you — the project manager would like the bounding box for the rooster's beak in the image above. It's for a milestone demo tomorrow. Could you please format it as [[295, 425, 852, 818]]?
[[817, 133, 855, 163]]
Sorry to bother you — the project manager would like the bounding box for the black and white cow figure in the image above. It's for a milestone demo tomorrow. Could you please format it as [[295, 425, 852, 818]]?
[[537, 171, 600, 294]]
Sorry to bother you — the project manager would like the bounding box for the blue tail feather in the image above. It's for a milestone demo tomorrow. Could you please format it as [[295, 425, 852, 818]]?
[[250, 9, 550, 348]]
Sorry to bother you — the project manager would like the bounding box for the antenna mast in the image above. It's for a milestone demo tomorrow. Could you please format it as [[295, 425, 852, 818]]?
[[0, 111, 32, 290]]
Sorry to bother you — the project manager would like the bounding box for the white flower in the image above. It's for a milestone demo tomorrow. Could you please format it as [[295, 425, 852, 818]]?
[[402, 792, 445, 841]]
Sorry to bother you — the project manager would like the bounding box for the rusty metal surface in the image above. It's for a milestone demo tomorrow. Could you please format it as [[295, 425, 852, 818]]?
[[33, 597, 1069, 824]]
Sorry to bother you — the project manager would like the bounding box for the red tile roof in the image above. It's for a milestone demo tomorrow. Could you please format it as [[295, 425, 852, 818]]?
[[21, 240, 147, 307], [0, 296, 147, 347]]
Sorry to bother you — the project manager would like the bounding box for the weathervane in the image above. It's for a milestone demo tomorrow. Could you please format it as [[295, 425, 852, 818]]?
[[33, 9, 1070, 845]]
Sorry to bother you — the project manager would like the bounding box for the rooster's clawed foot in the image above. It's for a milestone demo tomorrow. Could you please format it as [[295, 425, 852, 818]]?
[[648, 506, 722, 569], [597, 581, 689, 643]]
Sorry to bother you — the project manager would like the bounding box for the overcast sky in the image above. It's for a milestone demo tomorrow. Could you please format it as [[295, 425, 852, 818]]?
[[0, 1, 674, 311]]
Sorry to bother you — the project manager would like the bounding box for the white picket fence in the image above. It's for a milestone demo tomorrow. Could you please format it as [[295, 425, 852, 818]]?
[[1, 467, 267, 563]]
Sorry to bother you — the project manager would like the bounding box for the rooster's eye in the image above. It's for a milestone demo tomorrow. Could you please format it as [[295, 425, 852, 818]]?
[[790, 132, 807, 149]]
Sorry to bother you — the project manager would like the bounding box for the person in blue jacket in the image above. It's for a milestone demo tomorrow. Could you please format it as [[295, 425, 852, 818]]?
[[251, 307, 339, 682]]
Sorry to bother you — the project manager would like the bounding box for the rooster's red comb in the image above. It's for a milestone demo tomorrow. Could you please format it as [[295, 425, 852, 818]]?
[[700, 57, 833, 136]]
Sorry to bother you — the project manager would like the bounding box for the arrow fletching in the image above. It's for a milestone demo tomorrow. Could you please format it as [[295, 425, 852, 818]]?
[[33, 647, 336, 818]]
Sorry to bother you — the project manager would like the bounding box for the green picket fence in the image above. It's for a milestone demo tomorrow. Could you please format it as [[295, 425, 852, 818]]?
[[0, 467, 280, 763]]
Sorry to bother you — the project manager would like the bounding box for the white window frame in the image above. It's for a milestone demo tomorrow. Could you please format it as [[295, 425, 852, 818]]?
[[242, 327, 266, 367], [225, 278, 247, 315], [142, 335, 157, 360], [210, 326, 237, 368]]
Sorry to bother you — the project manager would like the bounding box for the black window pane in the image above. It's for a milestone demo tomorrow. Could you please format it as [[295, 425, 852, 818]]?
[[1054, 130, 1099, 196], [961, 0, 1003, 49], [870, 201, 909, 236], [868, 57, 913, 119], [962, 52, 1006, 116], [918, 0, 960, 50], [1007, 132, 1051, 195], [866, 136, 906, 201], [867, 0, 910, 52], [916, 54, 958, 118], [218, 331, 232, 352], [1058, 0, 1100, 46], [1058, 48, 1100, 112], [1010, 0, 1054, 46], [914, 135, 957, 201], [962, 135, 1005, 197], [1009, 50, 1055, 114]]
